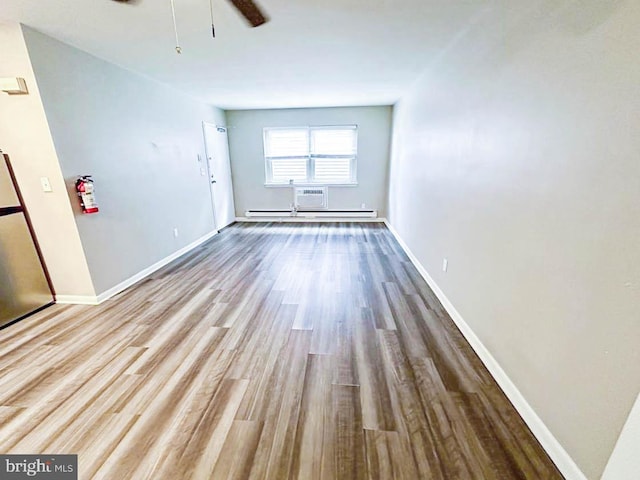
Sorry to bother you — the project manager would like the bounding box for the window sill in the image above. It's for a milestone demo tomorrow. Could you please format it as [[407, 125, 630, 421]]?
[[264, 183, 359, 188]]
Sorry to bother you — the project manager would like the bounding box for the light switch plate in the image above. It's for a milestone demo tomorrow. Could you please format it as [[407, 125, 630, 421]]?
[[0, 77, 28, 95], [40, 177, 52, 192]]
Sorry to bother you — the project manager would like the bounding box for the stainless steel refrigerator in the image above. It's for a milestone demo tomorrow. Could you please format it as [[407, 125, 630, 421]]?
[[0, 151, 54, 329]]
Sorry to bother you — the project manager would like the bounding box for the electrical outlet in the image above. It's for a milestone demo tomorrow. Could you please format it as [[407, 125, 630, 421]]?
[[442, 258, 448, 272], [173, 228, 179, 238], [361, 203, 366, 209]]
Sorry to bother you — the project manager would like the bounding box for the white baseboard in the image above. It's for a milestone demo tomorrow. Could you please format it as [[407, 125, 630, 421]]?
[[383, 220, 587, 480], [236, 216, 386, 223], [94, 229, 218, 304], [55, 230, 218, 306], [55, 295, 100, 305], [244, 209, 378, 219]]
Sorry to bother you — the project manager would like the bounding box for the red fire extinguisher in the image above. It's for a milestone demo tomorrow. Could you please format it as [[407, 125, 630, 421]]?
[[75, 175, 99, 214]]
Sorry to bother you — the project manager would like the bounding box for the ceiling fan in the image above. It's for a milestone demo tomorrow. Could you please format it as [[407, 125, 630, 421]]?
[[111, 0, 269, 53]]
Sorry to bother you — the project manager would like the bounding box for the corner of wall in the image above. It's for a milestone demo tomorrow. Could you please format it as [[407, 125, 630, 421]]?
[[0, 22, 96, 299], [601, 391, 640, 480]]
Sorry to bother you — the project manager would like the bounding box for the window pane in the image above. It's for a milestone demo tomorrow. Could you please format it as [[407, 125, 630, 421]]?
[[264, 128, 309, 157], [313, 157, 352, 182], [270, 158, 308, 183], [310, 127, 357, 156]]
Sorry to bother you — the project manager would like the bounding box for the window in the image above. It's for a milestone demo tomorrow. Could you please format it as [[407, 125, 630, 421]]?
[[264, 125, 357, 185]]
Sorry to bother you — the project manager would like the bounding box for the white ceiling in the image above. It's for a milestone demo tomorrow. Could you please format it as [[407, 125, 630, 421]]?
[[0, 0, 486, 110]]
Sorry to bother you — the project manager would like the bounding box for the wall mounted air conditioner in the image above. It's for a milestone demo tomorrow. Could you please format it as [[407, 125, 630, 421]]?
[[294, 186, 327, 210]]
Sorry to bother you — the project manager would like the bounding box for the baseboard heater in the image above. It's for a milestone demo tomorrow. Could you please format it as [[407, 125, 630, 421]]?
[[245, 209, 378, 218]]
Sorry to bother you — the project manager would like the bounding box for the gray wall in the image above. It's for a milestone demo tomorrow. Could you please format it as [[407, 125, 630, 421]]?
[[226, 106, 392, 216], [23, 27, 224, 296], [387, 2, 640, 479]]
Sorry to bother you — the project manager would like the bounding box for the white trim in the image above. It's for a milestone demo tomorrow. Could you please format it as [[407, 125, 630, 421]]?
[[95, 229, 218, 303], [55, 229, 218, 306], [384, 219, 587, 480], [237, 216, 385, 223], [244, 209, 377, 219], [55, 295, 100, 305]]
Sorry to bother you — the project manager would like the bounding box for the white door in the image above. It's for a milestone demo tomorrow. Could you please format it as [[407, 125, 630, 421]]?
[[203, 122, 236, 230]]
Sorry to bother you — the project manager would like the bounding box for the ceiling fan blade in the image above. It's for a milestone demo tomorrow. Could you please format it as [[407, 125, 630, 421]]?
[[228, 0, 268, 28]]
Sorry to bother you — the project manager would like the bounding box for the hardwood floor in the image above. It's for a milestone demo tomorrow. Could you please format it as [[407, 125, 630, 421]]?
[[0, 222, 563, 479]]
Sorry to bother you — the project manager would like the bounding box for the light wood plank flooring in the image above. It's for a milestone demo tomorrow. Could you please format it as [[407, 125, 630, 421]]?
[[0, 222, 563, 479]]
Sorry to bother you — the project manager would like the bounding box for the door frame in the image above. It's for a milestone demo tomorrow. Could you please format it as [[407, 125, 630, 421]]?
[[202, 121, 219, 230]]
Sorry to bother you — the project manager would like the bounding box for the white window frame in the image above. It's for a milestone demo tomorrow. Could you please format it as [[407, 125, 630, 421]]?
[[263, 125, 358, 186]]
